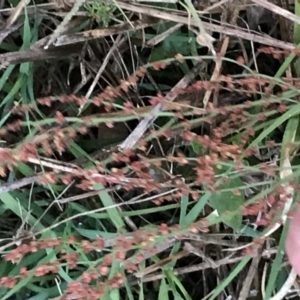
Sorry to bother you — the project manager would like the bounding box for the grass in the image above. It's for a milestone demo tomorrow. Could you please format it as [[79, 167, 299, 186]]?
[[0, 0, 299, 299]]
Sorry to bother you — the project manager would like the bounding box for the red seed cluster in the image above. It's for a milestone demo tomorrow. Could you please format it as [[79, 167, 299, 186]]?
[[1, 54, 299, 299]]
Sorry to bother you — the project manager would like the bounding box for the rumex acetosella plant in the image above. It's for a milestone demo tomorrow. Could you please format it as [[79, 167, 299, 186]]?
[[0, 49, 300, 299]]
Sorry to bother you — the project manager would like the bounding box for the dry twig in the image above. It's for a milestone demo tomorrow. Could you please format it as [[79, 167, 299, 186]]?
[[119, 62, 204, 149]]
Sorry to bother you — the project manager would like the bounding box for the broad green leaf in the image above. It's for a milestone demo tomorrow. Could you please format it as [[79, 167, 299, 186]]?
[[191, 140, 202, 154], [208, 167, 244, 230], [94, 183, 125, 230], [158, 278, 169, 300]]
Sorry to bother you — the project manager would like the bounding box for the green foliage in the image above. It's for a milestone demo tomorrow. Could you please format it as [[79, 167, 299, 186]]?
[[84, 1, 114, 26], [208, 166, 244, 231], [0, 0, 300, 299], [191, 140, 202, 154]]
